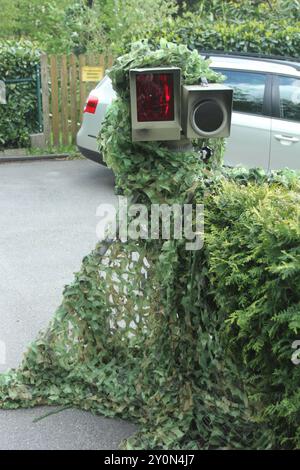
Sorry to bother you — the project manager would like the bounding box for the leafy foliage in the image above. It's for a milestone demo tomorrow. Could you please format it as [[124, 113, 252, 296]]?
[[61, 1, 107, 55], [0, 1, 73, 53], [59, 0, 179, 56], [191, 0, 300, 23], [173, 15, 300, 57], [203, 173, 300, 448], [1, 1, 299, 58], [0, 41, 41, 149], [85, 0, 300, 57], [0, 41, 300, 450]]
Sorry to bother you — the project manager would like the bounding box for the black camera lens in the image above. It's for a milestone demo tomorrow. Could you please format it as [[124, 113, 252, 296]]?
[[193, 99, 224, 133]]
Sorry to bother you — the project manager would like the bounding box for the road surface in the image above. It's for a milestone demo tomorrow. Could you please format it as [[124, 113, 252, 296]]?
[[0, 159, 136, 449]]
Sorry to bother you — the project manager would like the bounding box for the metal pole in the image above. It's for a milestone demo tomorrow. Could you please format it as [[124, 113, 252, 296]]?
[[35, 64, 43, 133]]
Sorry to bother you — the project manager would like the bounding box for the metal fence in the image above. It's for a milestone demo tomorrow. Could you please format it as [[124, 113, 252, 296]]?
[[2, 64, 43, 134]]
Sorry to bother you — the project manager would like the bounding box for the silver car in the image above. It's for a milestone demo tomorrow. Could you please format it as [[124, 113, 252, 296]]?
[[77, 53, 300, 171]]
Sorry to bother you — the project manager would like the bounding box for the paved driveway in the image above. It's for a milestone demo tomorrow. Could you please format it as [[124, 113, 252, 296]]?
[[0, 159, 136, 449]]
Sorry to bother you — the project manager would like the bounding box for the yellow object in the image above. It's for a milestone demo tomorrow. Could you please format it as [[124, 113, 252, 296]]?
[[81, 66, 104, 82]]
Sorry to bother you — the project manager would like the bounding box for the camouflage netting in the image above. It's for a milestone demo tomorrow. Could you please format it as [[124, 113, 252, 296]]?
[[0, 41, 300, 449]]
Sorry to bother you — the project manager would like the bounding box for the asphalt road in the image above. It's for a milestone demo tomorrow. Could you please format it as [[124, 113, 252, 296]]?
[[0, 159, 136, 449]]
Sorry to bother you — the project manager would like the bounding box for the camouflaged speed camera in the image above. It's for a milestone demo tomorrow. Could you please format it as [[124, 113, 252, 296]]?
[[129, 67, 233, 142]]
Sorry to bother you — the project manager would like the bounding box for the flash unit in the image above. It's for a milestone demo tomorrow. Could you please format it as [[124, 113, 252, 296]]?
[[129, 67, 181, 142]]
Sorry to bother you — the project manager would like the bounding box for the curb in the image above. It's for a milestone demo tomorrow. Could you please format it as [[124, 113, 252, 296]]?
[[0, 153, 70, 164]]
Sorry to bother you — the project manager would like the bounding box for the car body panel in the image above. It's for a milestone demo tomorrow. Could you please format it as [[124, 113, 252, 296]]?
[[225, 113, 271, 170], [270, 118, 300, 170]]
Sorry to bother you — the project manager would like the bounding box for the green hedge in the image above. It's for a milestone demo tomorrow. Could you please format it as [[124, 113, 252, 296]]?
[[0, 41, 41, 149], [145, 16, 300, 59], [205, 169, 300, 448], [185, 18, 300, 57]]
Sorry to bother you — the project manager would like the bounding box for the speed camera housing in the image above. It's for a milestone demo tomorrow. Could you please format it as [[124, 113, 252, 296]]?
[[181, 84, 233, 139], [129, 67, 233, 142], [130, 67, 181, 142]]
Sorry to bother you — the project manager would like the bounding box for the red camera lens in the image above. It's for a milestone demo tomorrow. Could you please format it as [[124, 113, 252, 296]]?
[[136, 73, 174, 122]]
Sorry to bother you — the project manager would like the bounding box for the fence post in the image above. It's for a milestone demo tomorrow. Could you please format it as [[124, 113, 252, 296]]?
[[50, 55, 59, 146], [35, 64, 43, 134], [79, 55, 86, 122], [60, 55, 69, 146], [99, 54, 105, 80], [69, 54, 78, 143], [106, 54, 114, 69], [40, 54, 50, 146]]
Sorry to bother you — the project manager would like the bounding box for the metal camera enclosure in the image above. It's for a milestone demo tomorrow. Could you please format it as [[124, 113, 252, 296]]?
[[181, 84, 233, 139], [129, 67, 181, 142]]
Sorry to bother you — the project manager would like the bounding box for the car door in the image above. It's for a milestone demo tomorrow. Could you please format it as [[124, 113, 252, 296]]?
[[269, 75, 300, 171], [214, 69, 272, 170]]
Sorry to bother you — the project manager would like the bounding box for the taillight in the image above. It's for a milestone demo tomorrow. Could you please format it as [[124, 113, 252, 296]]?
[[136, 73, 174, 122], [84, 95, 99, 114]]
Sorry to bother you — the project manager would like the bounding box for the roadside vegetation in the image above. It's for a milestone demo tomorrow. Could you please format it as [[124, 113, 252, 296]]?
[[0, 1, 299, 57]]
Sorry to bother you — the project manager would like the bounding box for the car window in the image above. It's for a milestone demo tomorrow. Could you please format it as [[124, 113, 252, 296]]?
[[214, 69, 267, 115], [278, 76, 300, 122]]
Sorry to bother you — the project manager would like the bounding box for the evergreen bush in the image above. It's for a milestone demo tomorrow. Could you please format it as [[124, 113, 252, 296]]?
[[0, 40, 41, 149]]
